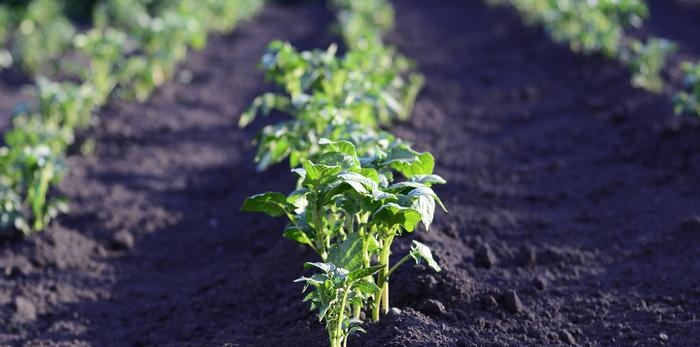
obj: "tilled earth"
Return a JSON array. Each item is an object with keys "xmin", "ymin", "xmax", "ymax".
[{"xmin": 1, "ymin": 1, "xmax": 699, "ymax": 347}]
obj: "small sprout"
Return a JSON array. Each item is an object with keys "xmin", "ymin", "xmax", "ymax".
[{"xmin": 410, "ymin": 241, "xmax": 442, "ymax": 273}]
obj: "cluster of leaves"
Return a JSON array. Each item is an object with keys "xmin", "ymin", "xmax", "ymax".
[
  {"xmin": 1, "ymin": 0, "xmax": 75, "ymax": 74},
  {"xmin": 488, "ymin": 0, "xmax": 647, "ymax": 56},
  {"xmin": 489, "ymin": 0, "xmax": 675, "ymax": 93},
  {"xmin": 621, "ymin": 38, "xmax": 677, "ymax": 92},
  {"xmin": 674, "ymin": 62, "xmax": 700, "ymax": 116},
  {"xmin": 239, "ymin": 41, "xmax": 424, "ymax": 171},
  {"xmin": 0, "ymin": 0, "xmax": 263, "ymax": 236},
  {"xmin": 332, "ymin": 0, "xmax": 394, "ymax": 51},
  {"xmin": 240, "ymin": 1, "xmax": 443, "ymax": 346}
]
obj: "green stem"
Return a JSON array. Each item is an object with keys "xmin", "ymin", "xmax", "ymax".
[
  {"xmin": 334, "ymin": 288, "xmax": 349, "ymax": 347},
  {"xmin": 31, "ymin": 163, "xmax": 54, "ymax": 231},
  {"xmin": 311, "ymin": 190, "xmax": 327, "ymax": 259},
  {"xmin": 383, "ymin": 253, "xmax": 412, "ymax": 283},
  {"xmin": 372, "ymin": 232, "xmax": 395, "ymax": 321},
  {"xmin": 352, "ymin": 300, "xmax": 361, "ymax": 320},
  {"xmin": 380, "ymin": 233, "xmax": 395, "ymax": 316}
]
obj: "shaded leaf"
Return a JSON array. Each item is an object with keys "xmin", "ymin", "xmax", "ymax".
[{"xmin": 240, "ymin": 192, "xmax": 289, "ymax": 217}]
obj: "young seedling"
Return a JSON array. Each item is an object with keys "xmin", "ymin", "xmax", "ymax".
[
  {"xmin": 296, "ymin": 262, "xmax": 383, "ymax": 347},
  {"xmin": 240, "ymin": 1, "xmax": 442, "ymax": 345}
]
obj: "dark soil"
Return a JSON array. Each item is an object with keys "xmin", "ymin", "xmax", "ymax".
[
  {"xmin": 0, "ymin": 70, "xmax": 31, "ymax": 132},
  {"xmin": 1, "ymin": 1, "xmax": 699, "ymax": 347}
]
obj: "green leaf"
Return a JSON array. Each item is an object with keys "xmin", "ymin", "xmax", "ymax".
[
  {"xmin": 382, "ymin": 144, "xmax": 418, "ymax": 165},
  {"xmin": 238, "ymin": 96, "xmax": 261, "ymax": 128},
  {"xmin": 370, "ymin": 189, "xmax": 396, "ymax": 201},
  {"xmin": 411, "ymin": 192, "xmax": 435, "ymax": 230},
  {"xmin": 406, "ymin": 186, "xmax": 446, "ymax": 230},
  {"xmin": 392, "ymin": 152, "xmax": 435, "ymax": 177},
  {"xmin": 410, "ymin": 174, "xmax": 447, "ymax": 186},
  {"xmin": 348, "ymin": 264, "xmax": 384, "ymax": 282},
  {"xmin": 239, "ymin": 93, "xmax": 290, "ymax": 128},
  {"xmin": 315, "ymin": 151, "xmax": 358, "ymax": 170},
  {"xmin": 302, "ymin": 161, "xmax": 342, "ymax": 182},
  {"xmin": 353, "ymin": 278, "xmax": 380, "ymax": 295},
  {"xmin": 240, "ymin": 192, "xmax": 289, "ymax": 217},
  {"xmin": 337, "ymin": 172, "xmax": 377, "ymax": 194},
  {"xmin": 371, "ymin": 203, "xmax": 422, "ymax": 232},
  {"xmin": 386, "ymin": 181, "xmax": 424, "ymax": 193},
  {"xmin": 327, "ymin": 233, "xmax": 363, "ymax": 271},
  {"xmin": 318, "ymin": 138, "xmax": 357, "ymax": 157},
  {"xmin": 408, "ymin": 186, "xmax": 446, "ymax": 210},
  {"xmin": 410, "ymin": 241, "xmax": 441, "ymax": 272},
  {"xmin": 283, "ymin": 226, "xmax": 313, "ymax": 247},
  {"xmin": 304, "ymin": 262, "xmax": 333, "ymax": 273},
  {"xmin": 294, "ymin": 274, "xmax": 326, "ymax": 286}
]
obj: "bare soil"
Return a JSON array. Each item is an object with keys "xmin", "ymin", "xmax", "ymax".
[{"xmin": 1, "ymin": 1, "xmax": 699, "ymax": 346}]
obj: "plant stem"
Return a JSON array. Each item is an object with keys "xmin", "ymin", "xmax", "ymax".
[
  {"xmin": 312, "ymin": 189, "xmax": 327, "ymax": 259},
  {"xmin": 384, "ymin": 253, "xmax": 412, "ymax": 282},
  {"xmin": 382, "ymin": 233, "xmax": 395, "ymax": 315},
  {"xmin": 372, "ymin": 232, "xmax": 395, "ymax": 321},
  {"xmin": 352, "ymin": 297, "xmax": 361, "ymax": 319},
  {"xmin": 31, "ymin": 163, "xmax": 54, "ymax": 231},
  {"xmin": 334, "ymin": 287, "xmax": 349, "ymax": 347}
]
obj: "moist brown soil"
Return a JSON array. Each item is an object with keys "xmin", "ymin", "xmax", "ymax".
[{"xmin": 1, "ymin": 1, "xmax": 700, "ymax": 347}]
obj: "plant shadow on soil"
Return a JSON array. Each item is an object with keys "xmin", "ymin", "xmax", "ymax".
[{"xmin": 1, "ymin": 0, "xmax": 700, "ymax": 347}]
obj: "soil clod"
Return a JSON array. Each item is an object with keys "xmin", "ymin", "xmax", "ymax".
[
  {"xmin": 499, "ymin": 290, "xmax": 524, "ymax": 314},
  {"xmin": 516, "ymin": 246, "xmax": 537, "ymax": 268},
  {"xmin": 109, "ymin": 230, "xmax": 135, "ymax": 250},
  {"xmin": 533, "ymin": 276, "xmax": 547, "ymax": 291},
  {"xmin": 474, "ymin": 243, "xmax": 496, "ymax": 269},
  {"xmin": 12, "ymin": 296, "xmax": 36, "ymax": 323},
  {"xmin": 419, "ymin": 299, "xmax": 446, "ymax": 316},
  {"xmin": 559, "ymin": 330, "xmax": 577, "ymax": 345}
]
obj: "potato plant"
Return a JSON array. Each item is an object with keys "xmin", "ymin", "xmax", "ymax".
[
  {"xmin": 239, "ymin": 40, "xmax": 423, "ymax": 171},
  {"xmin": 12, "ymin": 0, "xmax": 76, "ymax": 74},
  {"xmin": 621, "ymin": 38, "xmax": 677, "ymax": 93},
  {"xmin": 240, "ymin": 0, "xmax": 445, "ymax": 345},
  {"xmin": 331, "ymin": 0, "xmax": 394, "ymax": 51},
  {"xmin": 674, "ymin": 62, "xmax": 700, "ymax": 116},
  {"xmin": 243, "ymin": 138, "xmax": 445, "ymax": 331}
]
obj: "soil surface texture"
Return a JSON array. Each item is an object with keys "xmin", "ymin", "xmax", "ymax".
[{"xmin": 1, "ymin": 1, "xmax": 699, "ymax": 347}]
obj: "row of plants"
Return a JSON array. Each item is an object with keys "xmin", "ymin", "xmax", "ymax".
[
  {"xmin": 487, "ymin": 0, "xmax": 677, "ymax": 93},
  {"xmin": 488, "ymin": 0, "xmax": 700, "ymax": 117},
  {"xmin": 0, "ymin": 0, "xmax": 263, "ymax": 235},
  {"xmin": 240, "ymin": 1, "xmax": 444, "ymax": 346}
]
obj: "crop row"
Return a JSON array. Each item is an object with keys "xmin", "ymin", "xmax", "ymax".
[
  {"xmin": 239, "ymin": 1, "xmax": 444, "ymax": 346},
  {"xmin": 488, "ymin": 0, "xmax": 700, "ymax": 116},
  {"xmin": 0, "ymin": 0, "xmax": 263, "ymax": 235}
]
